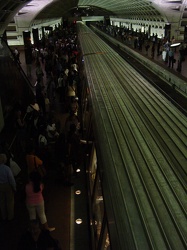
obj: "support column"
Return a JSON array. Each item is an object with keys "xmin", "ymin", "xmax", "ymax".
[
  {"xmin": 165, "ymin": 24, "xmax": 171, "ymax": 41},
  {"xmin": 23, "ymin": 31, "xmax": 32, "ymax": 77},
  {"xmin": 32, "ymin": 28, "xmax": 39, "ymax": 48}
]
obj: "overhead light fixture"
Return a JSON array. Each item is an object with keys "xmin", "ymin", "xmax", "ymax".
[{"xmin": 170, "ymin": 43, "xmax": 181, "ymax": 47}]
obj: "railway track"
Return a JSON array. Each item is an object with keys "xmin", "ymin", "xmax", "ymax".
[{"xmin": 78, "ymin": 23, "xmax": 187, "ymax": 249}]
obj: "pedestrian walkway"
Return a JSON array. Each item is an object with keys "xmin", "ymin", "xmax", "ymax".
[{"xmin": 134, "ymin": 41, "xmax": 187, "ymax": 81}]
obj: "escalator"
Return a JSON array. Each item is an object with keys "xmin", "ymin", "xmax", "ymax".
[{"xmin": 0, "ymin": 37, "xmax": 34, "ymax": 144}]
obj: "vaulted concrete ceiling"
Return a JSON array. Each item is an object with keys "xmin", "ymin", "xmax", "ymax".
[{"xmin": 0, "ymin": 0, "xmax": 187, "ymax": 35}]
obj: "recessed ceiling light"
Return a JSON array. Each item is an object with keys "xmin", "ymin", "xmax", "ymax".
[
  {"xmin": 75, "ymin": 218, "xmax": 82, "ymax": 224},
  {"xmin": 75, "ymin": 190, "xmax": 81, "ymax": 195}
]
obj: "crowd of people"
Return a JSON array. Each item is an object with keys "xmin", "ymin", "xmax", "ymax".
[
  {"xmin": 1, "ymin": 20, "xmax": 187, "ymax": 249},
  {"xmin": 0, "ymin": 22, "xmax": 84, "ymax": 249},
  {"xmin": 97, "ymin": 22, "xmax": 187, "ymax": 72}
]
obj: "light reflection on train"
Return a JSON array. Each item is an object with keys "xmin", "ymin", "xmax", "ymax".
[{"xmin": 81, "ymin": 75, "xmax": 111, "ymax": 250}]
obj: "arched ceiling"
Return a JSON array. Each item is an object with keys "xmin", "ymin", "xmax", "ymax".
[{"xmin": 0, "ymin": 0, "xmax": 187, "ymax": 35}]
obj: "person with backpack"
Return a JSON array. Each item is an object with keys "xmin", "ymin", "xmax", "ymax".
[
  {"xmin": 57, "ymin": 73, "xmax": 64, "ymax": 103},
  {"xmin": 14, "ymin": 47, "xmax": 21, "ymax": 64}
]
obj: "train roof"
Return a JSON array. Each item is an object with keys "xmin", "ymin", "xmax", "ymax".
[{"xmin": 78, "ymin": 22, "xmax": 187, "ymax": 250}]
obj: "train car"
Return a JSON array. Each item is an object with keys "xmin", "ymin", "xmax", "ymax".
[{"xmin": 77, "ymin": 22, "xmax": 187, "ymax": 250}]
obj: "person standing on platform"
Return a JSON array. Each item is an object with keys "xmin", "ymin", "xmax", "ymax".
[
  {"xmin": 25, "ymin": 142, "xmax": 45, "ymax": 178},
  {"xmin": 157, "ymin": 39, "xmax": 162, "ymax": 56},
  {"xmin": 70, "ymin": 96, "xmax": 79, "ymax": 115},
  {"xmin": 25, "ymin": 171, "xmax": 55, "ymax": 232},
  {"xmin": 177, "ymin": 42, "xmax": 185, "ymax": 72},
  {"xmin": 65, "ymin": 112, "xmax": 80, "ymax": 138},
  {"xmin": 14, "ymin": 47, "xmax": 21, "ymax": 64},
  {"xmin": 168, "ymin": 48, "xmax": 174, "ymax": 68},
  {"xmin": 36, "ymin": 60, "xmax": 44, "ymax": 85},
  {"xmin": 46, "ymin": 116, "xmax": 59, "ymax": 142},
  {"xmin": 57, "ymin": 73, "xmax": 64, "ymax": 103},
  {"xmin": 151, "ymin": 42, "xmax": 155, "ymax": 59},
  {"xmin": 26, "ymin": 98, "xmax": 40, "ymax": 139},
  {"xmin": 47, "ymin": 75, "xmax": 56, "ymax": 102},
  {"xmin": 171, "ymin": 36, "xmax": 176, "ymax": 46},
  {"xmin": 0, "ymin": 154, "xmax": 16, "ymax": 221},
  {"xmin": 35, "ymin": 80, "xmax": 46, "ymax": 116},
  {"xmin": 26, "ymin": 98, "xmax": 40, "ymax": 125},
  {"xmin": 66, "ymin": 123, "xmax": 82, "ymax": 176},
  {"xmin": 14, "ymin": 109, "xmax": 27, "ymax": 151},
  {"xmin": 145, "ymin": 42, "xmax": 150, "ymax": 56}
]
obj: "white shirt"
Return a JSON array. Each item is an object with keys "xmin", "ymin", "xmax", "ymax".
[
  {"xmin": 38, "ymin": 134, "xmax": 48, "ymax": 146},
  {"xmin": 27, "ymin": 103, "xmax": 40, "ymax": 113},
  {"xmin": 47, "ymin": 123, "xmax": 58, "ymax": 138}
]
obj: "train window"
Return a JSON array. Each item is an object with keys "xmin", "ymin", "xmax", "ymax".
[
  {"xmin": 103, "ymin": 231, "xmax": 110, "ymax": 250},
  {"xmin": 89, "ymin": 145, "xmax": 97, "ymax": 194},
  {"xmin": 81, "ymin": 81, "xmax": 91, "ymax": 134},
  {"xmin": 99, "ymin": 220, "xmax": 111, "ymax": 250},
  {"xmin": 92, "ymin": 171, "xmax": 104, "ymax": 248}
]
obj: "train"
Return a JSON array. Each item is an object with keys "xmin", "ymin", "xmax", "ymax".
[{"xmin": 77, "ymin": 21, "xmax": 187, "ymax": 250}]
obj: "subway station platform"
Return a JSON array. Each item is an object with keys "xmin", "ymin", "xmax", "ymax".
[
  {"xmin": 0, "ymin": 51, "xmax": 73, "ymax": 250},
  {"xmin": 0, "ymin": 27, "xmax": 187, "ymax": 250},
  {"xmin": 94, "ymin": 26, "xmax": 187, "ymax": 95}
]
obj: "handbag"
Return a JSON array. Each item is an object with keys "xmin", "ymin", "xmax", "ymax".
[{"xmin": 34, "ymin": 157, "xmax": 46, "ymax": 178}]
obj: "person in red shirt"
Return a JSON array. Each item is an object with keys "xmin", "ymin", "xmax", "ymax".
[{"xmin": 26, "ymin": 143, "xmax": 46, "ymax": 178}]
